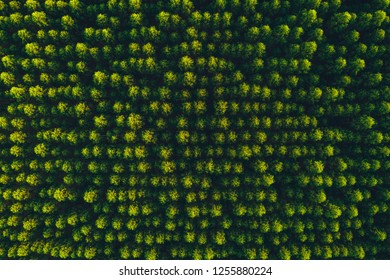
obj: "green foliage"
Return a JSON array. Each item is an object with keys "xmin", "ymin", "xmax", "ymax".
[
  {"xmin": 353, "ymin": 115, "xmax": 376, "ymax": 130},
  {"xmin": 84, "ymin": 189, "xmax": 98, "ymax": 203},
  {"xmin": 34, "ymin": 143, "xmax": 48, "ymax": 157},
  {"xmin": 0, "ymin": 0, "xmax": 388, "ymax": 261}
]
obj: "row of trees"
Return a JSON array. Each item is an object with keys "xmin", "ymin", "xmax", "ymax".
[{"xmin": 1, "ymin": 241, "xmax": 376, "ymax": 260}]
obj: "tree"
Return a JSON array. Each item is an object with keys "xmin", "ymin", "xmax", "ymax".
[
  {"xmin": 75, "ymin": 42, "xmax": 88, "ymax": 59},
  {"xmin": 186, "ymin": 206, "xmax": 200, "ymax": 218},
  {"xmin": 1, "ymin": 72, "xmax": 15, "ymax": 86},
  {"xmin": 95, "ymin": 215, "xmax": 108, "ymax": 229},
  {"xmin": 161, "ymin": 161, "xmax": 175, "ymax": 174},
  {"xmin": 366, "ymin": 73, "xmax": 383, "ymax": 86},
  {"xmin": 24, "ymin": 0, "xmax": 41, "ymax": 10},
  {"xmin": 127, "ymin": 113, "xmax": 143, "ymax": 130},
  {"xmin": 353, "ymin": 115, "xmax": 375, "ymax": 130},
  {"xmin": 350, "ymin": 246, "xmax": 365, "ymax": 259},
  {"xmin": 331, "ymin": 12, "xmax": 352, "ymax": 32},
  {"xmin": 307, "ymin": 160, "xmax": 324, "ymax": 174},
  {"xmin": 33, "ymin": 143, "xmax": 47, "ymax": 157},
  {"xmin": 130, "ymin": 13, "xmax": 142, "ymax": 26},
  {"xmin": 26, "ymin": 174, "xmax": 40, "ymax": 186},
  {"xmin": 32, "ymin": 11, "xmax": 48, "ymax": 27},
  {"xmin": 61, "ymin": 15, "xmax": 75, "ymax": 30},
  {"xmin": 268, "ymin": 72, "xmax": 282, "ymax": 86},
  {"xmin": 94, "ymin": 115, "xmax": 108, "ymax": 128},
  {"xmin": 325, "ymin": 204, "xmax": 342, "ymax": 219},
  {"xmin": 93, "ymin": 71, "xmax": 108, "ymax": 86},
  {"xmin": 214, "ymin": 231, "xmax": 226, "ymax": 245},
  {"xmin": 1, "ymin": 55, "xmax": 16, "ymax": 70},
  {"xmin": 164, "ymin": 71, "xmax": 177, "ymax": 86},
  {"xmin": 279, "ymin": 247, "xmax": 291, "ymax": 260},
  {"xmin": 84, "ymin": 247, "xmax": 97, "ymax": 259},
  {"xmin": 299, "ymin": 59, "xmax": 311, "ymax": 73},
  {"xmin": 84, "ymin": 189, "xmax": 98, "ymax": 203},
  {"xmin": 274, "ymin": 24, "xmax": 290, "ymax": 42},
  {"xmin": 179, "ymin": 56, "xmax": 194, "ymax": 71},
  {"xmin": 301, "ymin": 41, "xmax": 317, "ymax": 58},
  {"xmin": 183, "ymin": 72, "xmax": 196, "ymax": 87},
  {"xmin": 246, "ymin": 26, "xmax": 260, "ymax": 42},
  {"xmin": 9, "ymin": 131, "xmax": 26, "ymax": 144},
  {"xmin": 144, "ymin": 57, "xmax": 157, "ymax": 73},
  {"xmin": 157, "ymin": 11, "xmax": 170, "ymax": 29}
]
